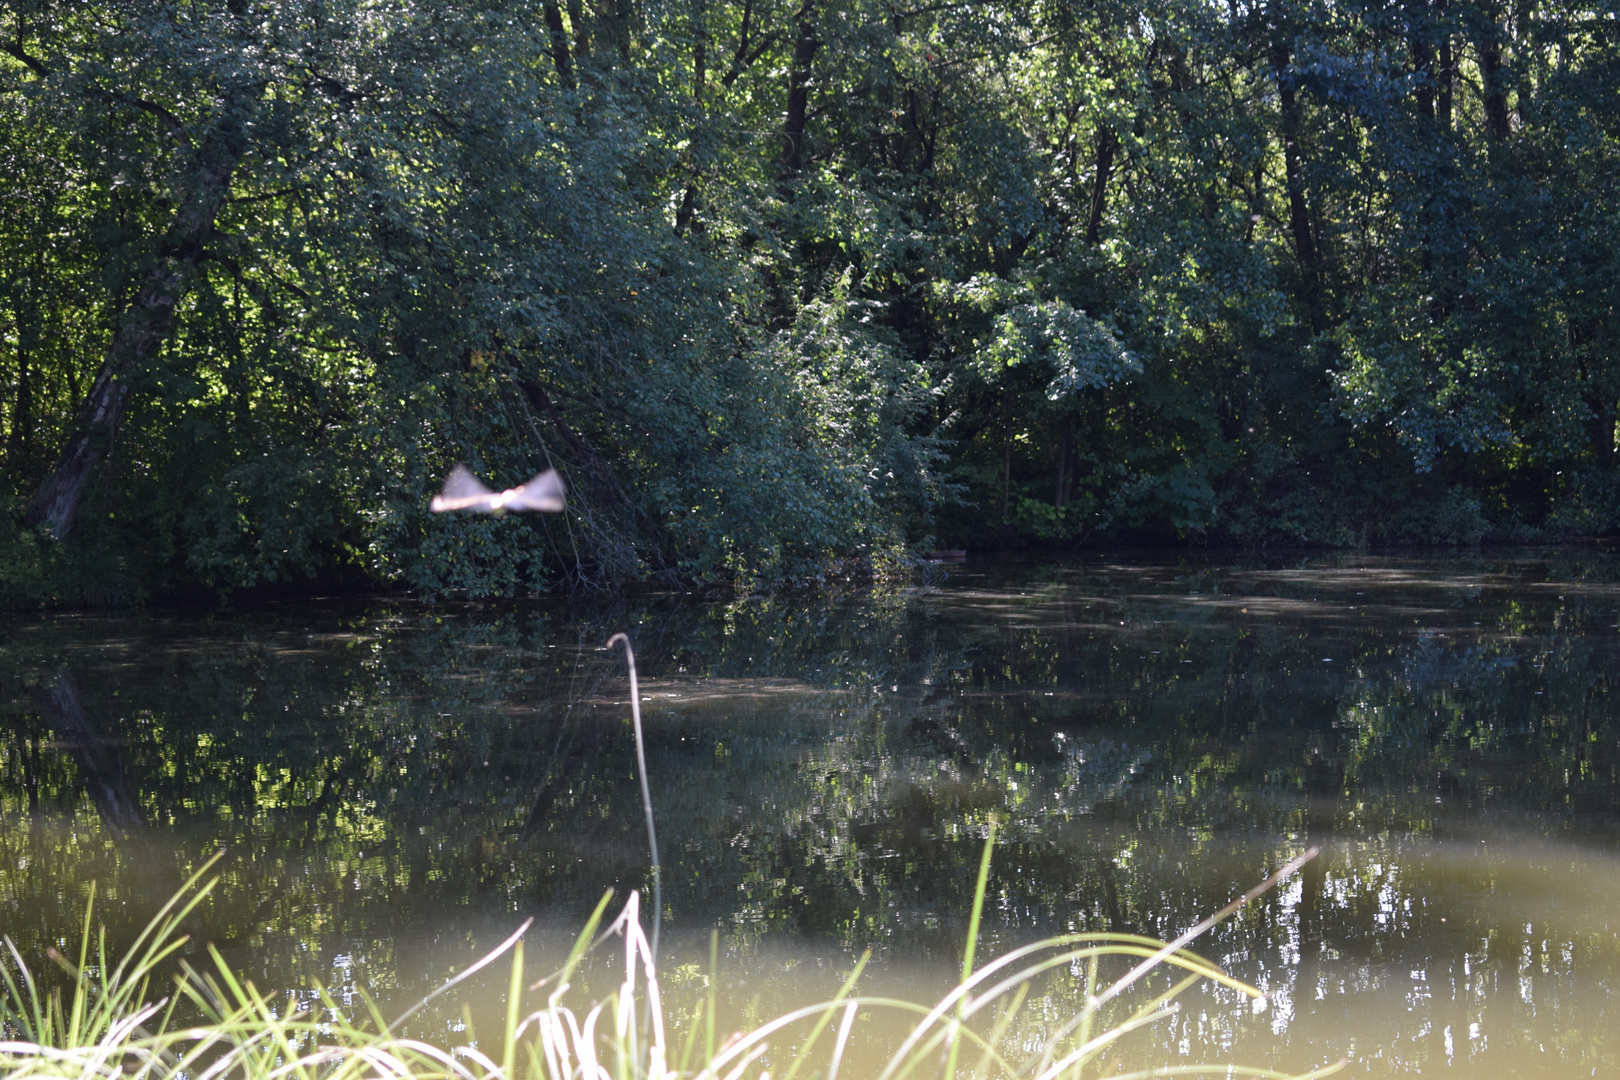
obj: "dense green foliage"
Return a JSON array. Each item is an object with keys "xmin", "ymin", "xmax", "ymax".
[{"xmin": 2, "ymin": 0, "xmax": 1618, "ymax": 598}]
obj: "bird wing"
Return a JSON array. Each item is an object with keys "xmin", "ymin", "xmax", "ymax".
[
  {"xmin": 503, "ymin": 468, "xmax": 567, "ymax": 512},
  {"xmin": 430, "ymin": 464, "xmax": 499, "ymax": 512}
]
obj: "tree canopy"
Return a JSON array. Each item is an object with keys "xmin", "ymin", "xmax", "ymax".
[{"xmin": 2, "ymin": 0, "xmax": 1618, "ymax": 600}]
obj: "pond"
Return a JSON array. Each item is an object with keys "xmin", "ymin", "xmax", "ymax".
[{"xmin": 4, "ymin": 551, "xmax": 1620, "ymax": 1077}]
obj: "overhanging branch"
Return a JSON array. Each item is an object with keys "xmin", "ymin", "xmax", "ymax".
[{"xmin": 1, "ymin": 40, "xmax": 49, "ymax": 78}]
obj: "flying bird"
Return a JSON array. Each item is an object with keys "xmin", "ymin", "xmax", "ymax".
[{"xmin": 430, "ymin": 465, "xmax": 566, "ymax": 514}]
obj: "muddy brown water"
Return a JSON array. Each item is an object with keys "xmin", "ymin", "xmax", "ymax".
[{"xmin": 5, "ymin": 552, "xmax": 1620, "ymax": 1076}]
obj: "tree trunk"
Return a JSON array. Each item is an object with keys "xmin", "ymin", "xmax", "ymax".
[
  {"xmin": 1580, "ymin": 324, "xmax": 1617, "ymax": 472},
  {"xmin": 1272, "ymin": 41, "xmax": 1323, "ymax": 334},
  {"xmin": 674, "ymin": 185, "xmax": 699, "ymax": 234},
  {"xmin": 26, "ymin": 107, "xmax": 249, "ymax": 538},
  {"xmin": 780, "ymin": 0, "xmax": 817, "ymax": 177},
  {"xmin": 1274, "ymin": 57, "xmax": 1316, "ymax": 266},
  {"xmin": 541, "ymin": 1, "xmax": 576, "ymax": 89},
  {"xmin": 1480, "ymin": 34, "xmax": 1510, "ymax": 140},
  {"xmin": 1596, "ymin": 395, "xmax": 1617, "ymax": 472},
  {"xmin": 1437, "ymin": 31, "xmax": 1454, "ymax": 127},
  {"xmin": 7, "ymin": 242, "xmax": 46, "ymax": 472},
  {"xmin": 1085, "ymin": 125, "xmax": 1116, "ymax": 246},
  {"xmin": 1054, "ymin": 429, "xmax": 1069, "ymax": 508},
  {"xmin": 1411, "ymin": 35, "xmax": 1435, "ymax": 121},
  {"xmin": 1001, "ymin": 432, "xmax": 1012, "ymax": 521},
  {"xmin": 693, "ymin": 13, "xmax": 707, "ymax": 99},
  {"xmin": 6, "ymin": 341, "xmax": 31, "ymax": 470},
  {"xmin": 568, "ymin": 0, "xmax": 590, "ymax": 60},
  {"xmin": 609, "ymin": 0, "xmax": 633, "ymax": 64}
]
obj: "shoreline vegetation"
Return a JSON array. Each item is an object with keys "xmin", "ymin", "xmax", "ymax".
[
  {"xmin": 4, "ymin": 0, "xmax": 1620, "ymax": 606},
  {"xmin": 0, "ymin": 846, "xmax": 1343, "ymax": 1080},
  {"xmin": 5, "ymin": 537, "xmax": 1619, "ymax": 614}
]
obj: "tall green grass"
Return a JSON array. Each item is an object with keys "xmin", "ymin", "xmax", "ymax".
[{"xmin": 0, "ymin": 844, "xmax": 1343, "ymax": 1080}]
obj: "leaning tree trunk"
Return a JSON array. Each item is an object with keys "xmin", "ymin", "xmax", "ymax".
[{"xmin": 26, "ymin": 107, "xmax": 250, "ymax": 537}]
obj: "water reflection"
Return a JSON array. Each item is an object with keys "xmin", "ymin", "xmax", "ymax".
[{"xmin": 3, "ymin": 552, "xmax": 1620, "ymax": 1075}]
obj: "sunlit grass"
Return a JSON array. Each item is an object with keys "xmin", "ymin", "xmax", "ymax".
[{"xmin": 0, "ymin": 847, "xmax": 1342, "ymax": 1080}]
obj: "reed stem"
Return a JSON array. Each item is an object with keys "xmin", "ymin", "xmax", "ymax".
[{"xmin": 607, "ymin": 632, "xmax": 663, "ymax": 964}]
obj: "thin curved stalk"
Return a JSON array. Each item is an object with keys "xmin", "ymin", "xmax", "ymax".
[{"xmin": 607, "ymin": 632, "xmax": 662, "ymax": 964}]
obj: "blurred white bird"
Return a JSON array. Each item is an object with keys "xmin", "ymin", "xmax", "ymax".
[{"xmin": 430, "ymin": 465, "xmax": 566, "ymax": 513}]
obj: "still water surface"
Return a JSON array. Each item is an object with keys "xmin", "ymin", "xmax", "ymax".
[{"xmin": 4, "ymin": 553, "xmax": 1620, "ymax": 1076}]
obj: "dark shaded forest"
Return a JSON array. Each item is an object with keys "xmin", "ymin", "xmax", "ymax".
[{"xmin": 2, "ymin": 0, "xmax": 1617, "ymax": 601}]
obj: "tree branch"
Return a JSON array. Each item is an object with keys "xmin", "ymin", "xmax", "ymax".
[
  {"xmin": 227, "ymin": 186, "xmax": 305, "ymax": 206},
  {"xmin": 5, "ymin": 41, "xmax": 192, "ymax": 144},
  {"xmin": 1, "ymin": 40, "xmax": 48, "ymax": 78},
  {"xmin": 721, "ymin": 30, "xmax": 781, "ymax": 88},
  {"xmin": 116, "ymin": 93, "xmax": 187, "ymax": 138}
]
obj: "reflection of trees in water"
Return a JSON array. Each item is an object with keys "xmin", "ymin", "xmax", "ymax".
[
  {"xmin": 1, "ymin": 558, "xmax": 1620, "ymax": 1058},
  {"xmin": 33, "ymin": 672, "xmax": 145, "ymax": 834},
  {"xmin": 0, "ymin": 597, "xmax": 946, "ymax": 989},
  {"xmin": 1336, "ymin": 628, "xmax": 1620, "ymax": 815}
]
